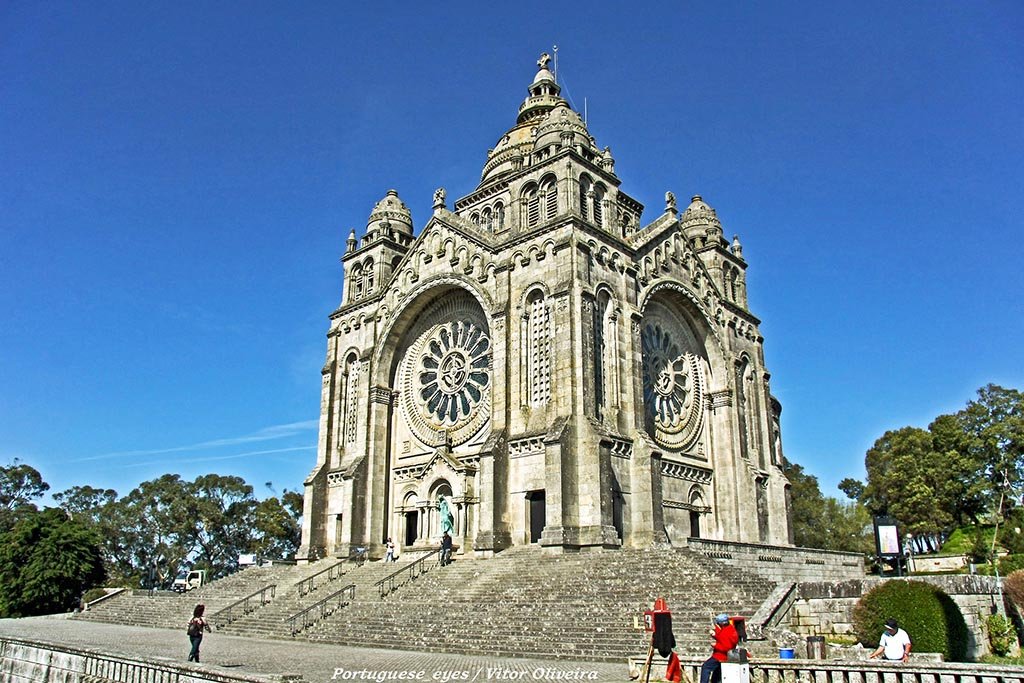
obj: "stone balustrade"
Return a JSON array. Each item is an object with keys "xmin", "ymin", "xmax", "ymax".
[
  {"xmin": 0, "ymin": 637, "xmax": 275, "ymax": 683},
  {"xmin": 633, "ymin": 656, "xmax": 1024, "ymax": 683},
  {"xmin": 685, "ymin": 538, "xmax": 866, "ymax": 582}
]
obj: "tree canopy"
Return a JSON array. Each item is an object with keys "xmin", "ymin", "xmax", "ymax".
[{"xmin": 842, "ymin": 384, "xmax": 1022, "ymax": 552}]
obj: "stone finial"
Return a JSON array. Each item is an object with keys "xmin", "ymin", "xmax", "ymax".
[
  {"xmin": 537, "ymin": 52, "xmax": 551, "ymax": 70},
  {"xmin": 433, "ymin": 187, "xmax": 446, "ymax": 211},
  {"xmin": 346, "ymin": 228, "xmax": 357, "ymax": 253},
  {"xmin": 732, "ymin": 234, "xmax": 743, "ymax": 257},
  {"xmin": 665, "ymin": 191, "xmax": 677, "ymax": 214}
]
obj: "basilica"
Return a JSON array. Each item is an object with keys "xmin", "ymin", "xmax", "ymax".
[{"xmin": 298, "ymin": 55, "xmax": 792, "ymax": 561}]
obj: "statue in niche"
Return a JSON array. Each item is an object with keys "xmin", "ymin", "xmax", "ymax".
[{"xmin": 436, "ymin": 494, "xmax": 454, "ymax": 535}]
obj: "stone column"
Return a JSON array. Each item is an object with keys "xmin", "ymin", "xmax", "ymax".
[{"xmin": 363, "ymin": 385, "xmax": 393, "ymax": 558}]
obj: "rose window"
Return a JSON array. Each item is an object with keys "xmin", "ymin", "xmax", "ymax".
[
  {"xmin": 400, "ymin": 313, "xmax": 492, "ymax": 447},
  {"xmin": 641, "ymin": 322, "xmax": 705, "ymax": 450},
  {"xmin": 418, "ymin": 323, "xmax": 490, "ymax": 425}
]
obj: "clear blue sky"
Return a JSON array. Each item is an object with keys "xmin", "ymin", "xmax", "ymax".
[{"xmin": 2, "ymin": 2, "xmax": 1022, "ymax": 504}]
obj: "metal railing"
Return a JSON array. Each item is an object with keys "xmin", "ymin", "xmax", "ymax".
[
  {"xmin": 374, "ymin": 548, "xmax": 442, "ymax": 599},
  {"xmin": 294, "ymin": 560, "xmax": 353, "ymax": 597},
  {"xmin": 209, "ymin": 584, "xmax": 275, "ymax": 627},
  {"xmin": 286, "ymin": 583, "xmax": 355, "ymax": 636}
]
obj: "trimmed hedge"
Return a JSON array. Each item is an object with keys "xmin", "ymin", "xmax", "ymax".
[{"xmin": 852, "ymin": 580, "xmax": 969, "ymax": 662}]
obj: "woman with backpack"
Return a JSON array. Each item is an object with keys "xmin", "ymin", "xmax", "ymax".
[{"xmin": 187, "ymin": 603, "xmax": 211, "ymax": 662}]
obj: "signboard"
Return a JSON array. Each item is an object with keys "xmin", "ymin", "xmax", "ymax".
[{"xmin": 873, "ymin": 516, "xmax": 902, "ymax": 558}]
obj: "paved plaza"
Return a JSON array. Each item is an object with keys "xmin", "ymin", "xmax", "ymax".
[{"xmin": 0, "ymin": 616, "xmax": 629, "ymax": 682}]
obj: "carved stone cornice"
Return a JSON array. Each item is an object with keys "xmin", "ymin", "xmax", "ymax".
[
  {"xmin": 708, "ymin": 389, "xmax": 732, "ymax": 409},
  {"xmin": 369, "ymin": 386, "xmax": 394, "ymax": 405},
  {"xmin": 509, "ymin": 436, "xmax": 545, "ymax": 458},
  {"xmin": 660, "ymin": 461, "xmax": 713, "ymax": 484},
  {"xmin": 663, "ymin": 499, "xmax": 711, "ymax": 514},
  {"xmin": 601, "ymin": 437, "xmax": 632, "ymax": 460}
]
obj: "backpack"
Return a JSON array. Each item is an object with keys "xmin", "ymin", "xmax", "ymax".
[{"xmin": 187, "ymin": 619, "xmax": 202, "ymax": 637}]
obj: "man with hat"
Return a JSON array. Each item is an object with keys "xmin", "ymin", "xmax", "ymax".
[
  {"xmin": 869, "ymin": 618, "xmax": 911, "ymax": 662},
  {"xmin": 699, "ymin": 613, "xmax": 739, "ymax": 683}
]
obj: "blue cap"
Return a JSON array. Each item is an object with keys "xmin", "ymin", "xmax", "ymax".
[{"xmin": 715, "ymin": 613, "xmax": 730, "ymax": 625}]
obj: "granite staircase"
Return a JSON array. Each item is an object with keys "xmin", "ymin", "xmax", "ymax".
[
  {"xmin": 299, "ymin": 545, "xmax": 774, "ymax": 662},
  {"xmin": 75, "ymin": 546, "xmax": 774, "ymax": 663},
  {"xmin": 215, "ymin": 554, "xmax": 430, "ymax": 639},
  {"xmin": 72, "ymin": 562, "xmax": 333, "ymax": 630}
]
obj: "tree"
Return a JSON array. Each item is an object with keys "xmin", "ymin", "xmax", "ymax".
[
  {"xmin": 189, "ymin": 474, "xmax": 257, "ymax": 577},
  {"xmin": 0, "ymin": 460, "xmax": 49, "ymax": 529},
  {"xmin": 958, "ymin": 384, "xmax": 1024, "ymax": 498},
  {"xmin": 783, "ymin": 458, "xmax": 872, "ymax": 552},
  {"xmin": 0, "ymin": 507, "xmax": 105, "ymax": 617},
  {"xmin": 860, "ymin": 427, "xmax": 953, "ymax": 551},
  {"xmin": 928, "ymin": 414, "xmax": 988, "ymax": 525},
  {"xmin": 54, "ymin": 485, "xmax": 118, "ymax": 520},
  {"xmin": 253, "ymin": 495, "xmax": 301, "ymax": 560}
]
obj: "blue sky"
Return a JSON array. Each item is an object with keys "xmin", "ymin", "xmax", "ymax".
[{"xmin": 1, "ymin": 2, "xmax": 1021, "ymax": 504}]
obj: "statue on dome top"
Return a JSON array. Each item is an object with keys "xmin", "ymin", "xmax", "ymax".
[{"xmin": 537, "ymin": 52, "xmax": 551, "ymax": 70}]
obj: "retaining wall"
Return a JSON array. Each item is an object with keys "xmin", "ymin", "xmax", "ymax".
[
  {"xmin": 788, "ymin": 575, "xmax": 1006, "ymax": 659},
  {"xmin": 686, "ymin": 538, "xmax": 865, "ymax": 582}
]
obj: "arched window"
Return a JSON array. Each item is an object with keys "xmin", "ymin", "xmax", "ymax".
[
  {"xmin": 579, "ymin": 176, "xmax": 592, "ymax": 221},
  {"xmin": 592, "ymin": 184, "xmax": 606, "ymax": 229},
  {"xmin": 363, "ymin": 258, "xmax": 374, "ymax": 295},
  {"xmin": 526, "ymin": 290, "xmax": 551, "ymax": 405},
  {"xmin": 343, "ymin": 354, "xmax": 360, "ymax": 445},
  {"xmin": 541, "ymin": 176, "xmax": 558, "ymax": 221},
  {"xmin": 350, "ymin": 264, "xmax": 363, "ymax": 301},
  {"xmin": 522, "ymin": 184, "xmax": 540, "ymax": 229},
  {"xmin": 593, "ymin": 291, "xmax": 611, "ymax": 418},
  {"xmin": 495, "ymin": 202, "xmax": 505, "ymax": 231},
  {"xmin": 481, "ymin": 208, "xmax": 492, "ymax": 232},
  {"xmin": 471, "ymin": 212, "xmax": 480, "ymax": 227}
]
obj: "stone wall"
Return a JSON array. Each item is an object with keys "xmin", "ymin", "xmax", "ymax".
[
  {"xmin": 0, "ymin": 637, "xmax": 273, "ymax": 683},
  {"xmin": 788, "ymin": 576, "xmax": 1006, "ymax": 659},
  {"xmin": 686, "ymin": 538, "xmax": 865, "ymax": 582}
]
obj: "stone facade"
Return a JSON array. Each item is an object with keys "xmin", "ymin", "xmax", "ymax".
[{"xmin": 299, "ymin": 56, "xmax": 792, "ymax": 561}]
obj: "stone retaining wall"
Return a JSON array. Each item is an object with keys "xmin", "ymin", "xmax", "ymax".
[
  {"xmin": 686, "ymin": 538, "xmax": 865, "ymax": 582},
  {"xmin": 788, "ymin": 575, "xmax": 1006, "ymax": 659},
  {"xmin": 0, "ymin": 637, "xmax": 274, "ymax": 683}
]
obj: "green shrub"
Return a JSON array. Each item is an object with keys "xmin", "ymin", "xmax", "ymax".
[
  {"xmin": 81, "ymin": 588, "xmax": 107, "ymax": 605},
  {"xmin": 852, "ymin": 580, "xmax": 969, "ymax": 662},
  {"xmin": 1005, "ymin": 570, "xmax": 1024, "ymax": 610},
  {"xmin": 987, "ymin": 614, "xmax": 1016, "ymax": 656},
  {"xmin": 1000, "ymin": 555, "xmax": 1024, "ymax": 576}
]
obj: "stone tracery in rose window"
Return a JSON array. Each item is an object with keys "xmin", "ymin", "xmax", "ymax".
[
  {"xmin": 641, "ymin": 319, "xmax": 705, "ymax": 451},
  {"xmin": 398, "ymin": 293, "xmax": 492, "ymax": 448}
]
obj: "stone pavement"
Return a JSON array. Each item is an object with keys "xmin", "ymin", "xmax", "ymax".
[{"xmin": 0, "ymin": 616, "xmax": 631, "ymax": 682}]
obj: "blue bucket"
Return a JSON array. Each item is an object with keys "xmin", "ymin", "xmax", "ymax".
[{"xmin": 779, "ymin": 648, "xmax": 795, "ymax": 659}]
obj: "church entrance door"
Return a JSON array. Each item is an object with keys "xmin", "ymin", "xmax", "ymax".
[
  {"xmin": 404, "ymin": 511, "xmax": 418, "ymax": 547},
  {"xmin": 527, "ymin": 490, "xmax": 545, "ymax": 543}
]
